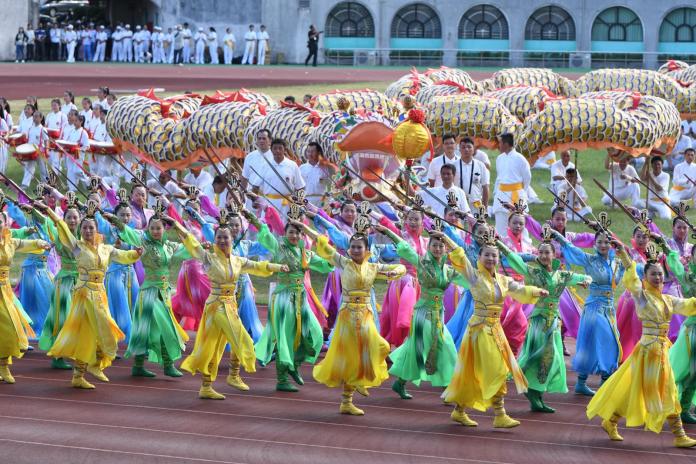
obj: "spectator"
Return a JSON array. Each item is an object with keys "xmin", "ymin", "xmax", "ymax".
[
  {"xmin": 207, "ymin": 27, "xmax": 218, "ymax": 64},
  {"xmin": 15, "ymin": 27, "xmax": 28, "ymax": 63},
  {"xmin": 305, "ymin": 25, "xmax": 321, "ymax": 67},
  {"xmin": 223, "ymin": 27, "xmax": 235, "ymax": 65},
  {"xmin": 35, "ymin": 23, "xmax": 47, "ymax": 61},
  {"xmin": 257, "ymin": 24, "xmax": 269, "ymax": 65},
  {"xmin": 242, "ymin": 24, "xmax": 255, "ymax": 64},
  {"xmin": 25, "ymin": 24, "xmax": 35, "ymax": 62},
  {"xmin": 284, "ymin": 96, "xmax": 296, "ymax": 104},
  {"xmin": 173, "ymin": 25, "xmax": 184, "ymax": 65}
]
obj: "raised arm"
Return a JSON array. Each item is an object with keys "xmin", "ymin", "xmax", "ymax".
[
  {"xmin": 376, "ymin": 224, "xmax": 419, "ymax": 266},
  {"xmin": 497, "ymin": 240, "xmax": 529, "ymax": 277}
]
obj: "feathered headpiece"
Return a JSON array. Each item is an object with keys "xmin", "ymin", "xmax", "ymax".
[
  {"xmin": 645, "ymin": 242, "xmax": 660, "ymax": 264},
  {"xmin": 554, "ymin": 191, "xmax": 568, "ymax": 210},
  {"xmin": 357, "ymin": 200, "xmax": 372, "ymax": 216},
  {"xmin": 46, "ymin": 170, "xmax": 58, "ymax": 188},
  {"xmin": 65, "ymin": 191, "xmax": 79, "ymax": 210},
  {"xmin": 287, "ymin": 203, "xmax": 304, "ymax": 222},
  {"xmin": 85, "ymin": 199, "xmax": 99, "ymax": 219},
  {"xmin": 413, "ymin": 193, "xmax": 425, "ymax": 210},
  {"xmin": 541, "ymin": 223, "xmax": 554, "ymax": 244},
  {"xmin": 89, "ymin": 176, "xmax": 101, "ymax": 194},
  {"xmin": 446, "ymin": 191, "xmax": 459, "ymax": 208},
  {"xmin": 152, "ymin": 197, "xmax": 166, "ymax": 219},
  {"xmin": 218, "ymin": 208, "xmax": 230, "ymax": 228},
  {"xmin": 225, "ymin": 203, "xmax": 240, "ymax": 217},
  {"xmin": 474, "ymin": 206, "xmax": 489, "ymax": 224},
  {"xmin": 353, "ymin": 214, "xmax": 371, "ymax": 236},
  {"xmin": 431, "ymin": 217, "xmax": 444, "ymax": 233},
  {"xmin": 35, "ymin": 182, "xmax": 48, "ymax": 198},
  {"xmin": 508, "ymin": 199, "xmax": 528, "ymax": 217},
  {"xmin": 117, "ymin": 188, "xmax": 128, "ymax": 208},
  {"xmin": 597, "ymin": 211, "xmax": 612, "ymax": 233},
  {"xmin": 676, "ymin": 202, "xmax": 690, "ymax": 218},
  {"xmin": 291, "ymin": 189, "xmax": 307, "ymax": 207},
  {"xmin": 479, "ymin": 228, "xmax": 497, "ymax": 247}
]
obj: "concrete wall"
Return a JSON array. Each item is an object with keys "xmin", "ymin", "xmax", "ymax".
[{"xmin": 0, "ymin": 0, "xmax": 29, "ymax": 61}]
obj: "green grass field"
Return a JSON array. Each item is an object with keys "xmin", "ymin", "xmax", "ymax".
[{"xmin": 4, "ymin": 80, "xmax": 677, "ymax": 303}]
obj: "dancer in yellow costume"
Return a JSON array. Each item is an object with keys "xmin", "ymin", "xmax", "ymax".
[
  {"xmin": 443, "ymin": 229, "xmax": 546, "ymax": 428},
  {"xmin": 0, "ymin": 196, "xmax": 50, "ymax": 384},
  {"xmin": 306, "ymin": 214, "xmax": 407, "ymax": 416},
  {"xmin": 587, "ymin": 239, "xmax": 696, "ymax": 448},
  {"xmin": 177, "ymin": 209, "xmax": 288, "ymax": 400},
  {"xmin": 40, "ymin": 200, "xmax": 143, "ymax": 389}
]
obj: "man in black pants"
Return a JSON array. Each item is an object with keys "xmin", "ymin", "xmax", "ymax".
[{"xmin": 304, "ymin": 25, "xmax": 321, "ymax": 67}]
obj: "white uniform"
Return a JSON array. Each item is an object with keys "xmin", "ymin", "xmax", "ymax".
[
  {"xmin": 207, "ymin": 31, "xmax": 218, "ymax": 64},
  {"xmin": 23, "ymin": 124, "xmax": 49, "ymax": 187},
  {"xmin": 242, "ymin": 30, "xmax": 256, "ymax": 64},
  {"xmin": 98, "ymin": 98, "xmax": 110, "ymax": 112},
  {"xmin": 111, "ymin": 28, "xmax": 122, "ymax": 61},
  {"xmin": 252, "ymin": 157, "xmax": 305, "ymax": 218},
  {"xmin": 183, "ymin": 170, "xmax": 215, "ymax": 198},
  {"xmin": 80, "ymin": 109, "xmax": 93, "ymax": 133},
  {"xmin": 64, "ymin": 29, "xmax": 77, "ymax": 62},
  {"xmin": 256, "ymin": 30, "xmax": 269, "ymax": 65},
  {"xmin": 94, "ymin": 30, "xmax": 107, "ymax": 62},
  {"xmin": 670, "ymin": 160, "xmax": 696, "ymax": 204},
  {"xmin": 122, "ymin": 28, "xmax": 133, "ymax": 62},
  {"xmin": 223, "ymin": 32, "xmax": 235, "ymax": 64},
  {"xmin": 549, "ymin": 160, "xmax": 582, "ymax": 193},
  {"xmin": 194, "ymin": 31, "xmax": 206, "ymax": 64},
  {"xmin": 142, "ymin": 29, "xmax": 151, "ymax": 59},
  {"xmin": 636, "ymin": 171, "xmax": 671, "ymax": 219},
  {"xmin": 422, "ymin": 185, "xmax": 470, "ymax": 218},
  {"xmin": 61, "ymin": 103, "xmax": 77, "ymax": 116},
  {"xmin": 162, "ymin": 31, "xmax": 173, "ymax": 64},
  {"xmin": 146, "ymin": 178, "xmax": 185, "ymax": 209},
  {"xmin": 491, "ymin": 149, "xmax": 531, "ymax": 235},
  {"xmin": 601, "ymin": 162, "xmax": 640, "ymax": 207},
  {"xmin": 182, "ymin": 28, "xmax": 192, "ymax": 63},
  {"xmin": 427, "ymin": 153, "xmax": 460, "ymax": 187},
  {"xmin": 18, "ymin": 114, "xmax": 33, "ymax": 134},
  {"xmin": 151, "ymin": 31, "xmax": 163, "ymax": 63},
  {"xmin": 556, "ymin": 183, "xmax": 591, "ymax": 222},
  {"xmin": 45, "ymin": 110, "xmax": 69, "ymax": 169},
  {"xmin": 62, "ymin": 125, "xmax": 89, "ymax": 190},
  {"xmin": 456, "ymin": 157, "xmax": 489, "ymax": 210},
  {"xmin": 474, "ymin": 149, "xmax": 491, "ymax": 170},
  {"xmin": 133, "ymin": 29, "xmax": 144, "ymax": 62},
  {"xmin": 92, "ymin": 119, "xmax": 115, "ymax": 182},
  {"xmin": 299, "ymin": 162, "xmax": 331, "ymax": 202},
  {"xmin": 533, "ymin": 150, "xmax": 556, "ymax": 170}
]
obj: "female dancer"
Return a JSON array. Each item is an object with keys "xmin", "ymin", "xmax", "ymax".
[
  {"xmin": 443, "ymin": 230, "xmax": 546, "ymax": 428},
  {"xmin": 501, "ymin": 225, "xmax": 591, "ymax": 412},
  {"xmin": 310, "ymin": 215, "xmax": 406, "ymax": 415},
  {"xmin": 96, "ymin": 190, "xmax": 140, "ymax": 342},
  {"xmin": 442, "ymin": 204, "xmax": 467, "ymax": 323},
  {"xmin": 558, "ymin": 214, "xmax": 625, "ymax": 396},
  {"xmin": 588, "ymin": 240, "xmax": 696, "ymax": 448},
  {"xmin": 379, "ymin": 207, "xmax": 427, "ymax": 347},
  {"xmin": 118, "ymin": 202, "xmax": 190, "ymax": 378},
  {"xmin": 0, "ymin": 195, "xmax": 50, "ymax": 383},
  {"xmin": 171, "ymin": 198, "xmax": 214, "ymax": 331},
  {"xmin": 668, "ymin": 243, "xmax": 696, "ymax": 424},
  {"xmin": 39, "ymin": 192, "xmax": 81, "ymax": 369},
  {"xmin": 666, "ymin": 213, "xmax": 693, "ymax": 339},
  {"xmin": 178, "ymin": 209, "xmax": 287, "ymax": 399},
  {"xmin": 251, "ymin": 204, "xmax": 332, "ymax": 392},
  {"xmin": 41, "ymin": 200, "xmax": 143, "ymax": 389},
  {"xmin": 379, "ymin": 220, "xmax": 462, "ymax": 399}
]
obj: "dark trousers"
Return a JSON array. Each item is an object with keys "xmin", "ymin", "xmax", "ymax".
[
  {"xmin": 50, "ymin": 42, "xmax": 60, "ymax": 60},
  {"xmin": 173, "ymin": 47, "xmax": 183, "ymax": 64},
  {"xmin": 305, "ymin": 45, "xmax": 317, "ymax": 66}
]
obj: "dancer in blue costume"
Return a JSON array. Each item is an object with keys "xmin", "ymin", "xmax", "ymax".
[
  {"xmin": 95, "ymin": 189, "xmax": 140, "ymax": 343},
  {"xmin": 555, "ymin": 213, "xmax": 625, "ymax": 396},
  {"xmin": 6, "ymin": 198, "xmax": 54, "ymax": 340}
]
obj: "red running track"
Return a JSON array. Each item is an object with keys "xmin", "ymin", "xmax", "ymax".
[{"xmin": 1, "ymin": 334, "xmax": 693, "ymax": 464}]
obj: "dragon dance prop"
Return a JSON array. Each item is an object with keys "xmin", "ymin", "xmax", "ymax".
[{"xmin": 479, "ymin": 68, "xmax": 577, "ymax": 96}]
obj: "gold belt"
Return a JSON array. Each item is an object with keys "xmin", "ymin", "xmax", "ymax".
[
  {"xmin": 79, "ymin": 270, "xmax": 105, "ymax": 283},
  {"xmin": 210, "ymin": 284, "xmax": 237, "ymax": 297},
  {"xmin": 0, "ymin": 266, "xmax": 9, "ymax": 284},
  {"xmin": 642, "ymin": 326, "xmax": 669, "ymax": 337},
  {"xmin": 474, "ymin": 307, "xmax": 501, "ymax": 319}
]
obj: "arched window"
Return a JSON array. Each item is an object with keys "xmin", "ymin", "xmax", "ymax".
[
  {"xmin": 591, "ymin": 7, "xmax": 643, "ymax": 42},
  {"xmin": 525, "ymin": 6, "xmax": 575, "ymax": 40},
  {"xmin": 391, "ymin": 3, "xmax": 441, "ymax": 39},
  {"xmin": 326, "ymin": 2, "xmax": 375, "ymax": 37},
  {"xmin": 459, "ymin": 5, "xmax": 509, "ymax": 40},
  {"xmin": 660, "ymin": 7, "xmax": 696, "ymax": 42}
]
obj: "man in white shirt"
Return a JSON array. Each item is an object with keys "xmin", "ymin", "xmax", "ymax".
[
  {"xmin": 93, "ymin": 25, "xmax": 107, "ymax": 62},
  {"xmin": 162, "ymin": 27, "xmax": 173, "ymax": 64},
  {"xmin": 183, "ymin": 165, "xmax": 215, "ymax": 199},
  {"xmin": 491, "ymin": 133, "xmax": 531, "ymax": 235},
  {"xmin": 637, "ymin": 156, "xmax": 671, "ymax": 219},
  {"xmin": 207, "ymin": 27, "xmax": 219, "ymax": 64},
  {"xmin": 428, "ymin": 134, "xmax": 459, "ymax": 187},
  {"xmin": 50, "ymin": 23, "xmax": 61, "ymax": 61},
  {"xmin": 146, "ymin": 170, "xmax": 186, "ymax": 209},
  {"xmin": 133, "ymin": 25, "xmax": 144, "ymax": 62},
  {"xmin": 242, "ymin": 25, "xmax": 256, "ymax": 65},
  {"xmin": 669, "ymin": 132, "xmax": 693, "ymax": 170},
  {"xmin": 64, "ymin": 25, "xmax": 77, "ymax": 63},
  {"xmin": 550, "ymin": 149, "xmax": 582, "ymax": 193},
  {"xmin": 111, "ymin": 25, "xmax": 122, "ymax": 61},
  {"xmin": 422, "ymin": 164, "xmax": 471, "ymax": 218},
  {"xmin": 473, "ymin": 147, "xmax": 491, "ymax": 170},
  {"xmin": 299, "ymin": 141, "xmax": 334, "ymax": 203},
  {"xmin": 242, "ymin": 129, "xmax": 272, "ymax": 188},
  {"xmin": 556, "ymin": 168, "xmax": 591, "ymax": 222},
  {"xmin": 194, "ymin": 27, "xmax": 206, "ymax": 64},
  {"xmin": 670, "ymin": 147, "xmax": 696, "ymax": 205},
  {"xmin": 150, "ymin": 26, "xmax": 161, "ymax": 63},
  {"xmin": 256, "ymin": 25, "xmax": 269, "ymax": 65},
  {"xmin": 601, "ymin": 151, "xmax": 640, "ymax": 207},
  {"xmin": 457, "ymin": 137, "xmax": 489, "ymax": 210},
  {"xmin": 211, "ymin": 175, "xmax": 228, "ymax": 209},
  {"xmin": 223, "ymin": 28, "xmax": 235, "ymax": 64},
  {"xmin": 182, "ymin": 23, "xmax": 192, "ymax": 64},
  {"xmin": 252, "ymin": 138, "xmax": 305, "ymax": 218},
  {"xmin": 122, "ymin": 24, "xmax": 133, "ymax": 62},
  {"xmin": 91, "ymin": 105, "xmax": 116, "ymax": 184}
]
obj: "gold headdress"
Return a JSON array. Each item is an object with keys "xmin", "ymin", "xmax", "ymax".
[
  {"xmin": 645, "ymin": 242, "xmax": 660, "ymax": 264},
  {"xmin": 85, "ymin": 199, "xmax": 99, "ymax": 219},
  {"xmin": 0, "ymin": 190, "xmax": 6, "ymax": 210},
  {"xmin": 353, "ymin": 214, "xmax": 371, "ymax": 236},
  {"xmin": 218, "ymin": 207, "xmax": 230, "ymax": 228},
  {"xmin": 117, "ymin": 188, "xmax": 128, "ymax": 207},
  {"xmin": 541, "ymin": 223, "xmax": 554, "ymax": 243},
  {"xmin": 35, "ymin": 182, "xmax": 47, "ymax": 198},
  {"xmin": 287, "ymin": 203, "xmax": 304, "ymax": 222},
  {"xmin": 597, "ymin": 211, "xmax": 612, "ymax": 232},
  {"xmin": 413, "ymin": 193, "xmax": 425, "ymax": 210},
  {"xmin": 46, "ymin": 170, "xmax": 58, "ymax": 188},
  {"xmin": 431, "ymin": 217, "xmax": 444, "ymax": 233},
  {"xmin": 357, "ymin": 200, "xmax": 372, "ymax": 216},
  {"xmin": 291, "ymin": 189, "xmax": 307, "ymax": 206},
  {"xmin": 225, "ymin": 203, "xmax": 240, "ymax": 217},
  {"xmin": 186, "ymin": 185, "xmax": 200, "ymax": 200},
  {"xmin": 446, "ymin": 191, "xmax": 459, "ymax": 208},
  {"xmin": 676, "ymin": 202, "xmax": 690, "ymax": 218},
  {"xmin": 479, "ymin": 228, "xmax": 497, "ymax": 247},
  {"xmin": 474, "ymin": 206, "xmax": 489, "ymax": 224},
  {"xmin": 152, "ymin": 197, "xmax": 166, "ymax": 219},
  {"xmin": 65, "ymin": 191, "xmax": 79, "ymax": 210},
  {"xmin": 554, "ymin": 191, "xmax": 568, "ymax": 209},
  {"xmin": 508, "ymin": 199, "xmax": 528, "ymax": 216},
  {"xmin": 89, "ymin": 176, "xmax": 101, "ymax": 194}
]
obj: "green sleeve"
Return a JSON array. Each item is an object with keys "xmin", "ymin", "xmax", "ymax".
[
  {"xmin": 172, "ymin": 241, "xmax": 192, "ymax": 261},
  {"xmin": 667, "ymin": 249, "xmax": 686, "ymax": 283},
  {"xmin": 449, "ymin": 268, "xmax": 470, "ymax": 289},
  {"xmin": 567, "ymin": 271, "xmax": 591, "ymax": 286},
  {"xmin": 395, "ymin": 241, "xmax": 419, "ymax": 266},
  {"xmin": 505, "ymin": 250, "xmax": 529, "ymax": 277},
  {"xmin": 308, "ymin": 251, "xmax": 334, "ymax": 274},
  {"xmin": 10, "ymin": 227, "xmax": 33, "ymax": 239},
  {"xmin": 118, "ymin": 224, "xmax": 143, "ymax": 247},
  {"xmin": 256, "ymin": 224, "xmax": 278, "ymax": 256}
]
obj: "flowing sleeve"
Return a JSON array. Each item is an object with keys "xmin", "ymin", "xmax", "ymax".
[
  {"xmin": 671, "ymin": 296, "xmax": 696, "ymax": 317},
  {"xmin": 507, "ymin": 279, "xmax": 542, "ymax": 305},
  {"xmin": 564, "ymin": 270, "xmax": 592, "ymax": 287},
  {"xmin": 448, "ymin": 246, "xmax": 476, "ymax": 283},
  {"xmin": 314, "ymin": 214, "xmax": 349, "ymax": 251},
  {"xmin": 620, "ymin": 260, "xmax": 642, "ymax": 297},
  {"xmin": 374, "ymin": 243, "xmax": 398, "ymax": 262},
  {"xmin": 12, "ymin": 238, "xmax": 49, "ymax": 255},
  {"xmin": 395, "ymin": 240, "xmax": 419, "ymax": 266},
  {"xmin": 263, "ymin": 206, "xmax": 284, "ymax": 236},
  {"xmin": 256, "ymin": 223, "xmax": 279, "ymax": 256},
  {"xmin": 525, "ymin": 215, "xmax": 543, "ymax": 240},
  {"xmin": 666, "ymin": 249, "xmax": 686, "ymax": 283},
  {"xmin": 443, "ymin": 224, "xmax": 466, "ymax": 247},
  {"xmin": 109, "ymin": 246, "xmax": 141, "ymax": 264},
  {"xmin": 379, "ymin": 215, "xmax": 400, "ymax": 236},
  {"xmin": 6, "ymin": 201, "xmax": 28, "ymax": 227},
  {"xmin": 118, "ymin": 224, "xmax": 143, "ymax": 247},
  {"xmin": 505, "ymin": 251, "xmax": 529, "ymax": 277},
  {"xmin": 560, "ymin": 241, "xmax": 590, "ymax": 268},
  {"xmin": 315, "ymin": 234, "xmax": 348, "ymax": 269},
  {"xmin": 238, "ymin": 256, "xmax": 281, "ymax": 277},
  {"xmin": 10, "ymin": 227, "xmax": 34, "ymax": 239},
  {"xmin": 181, "ymin": 232, "xmax": 207, "ymax": 263},
  {"xmin": 375, "ymin": 263, "xmax": 407, "ymax": 281},
  {"xmin": 570, "ymin": 232, "xmax": 595, "ymax": 248},
  {"xmin": 308, "ymin": 251, "xmax": 334, "ymax": 274},
  {"xmin": 54, "ymin": 218, "xmax": 79, "ymax": 251},
  {"xmin": 94, "ymin": 212, "xmax": 112, "ymax": 235}
]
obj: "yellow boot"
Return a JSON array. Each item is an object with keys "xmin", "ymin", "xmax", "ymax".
[
  {"xmin": 669, "ymin": 414, "xmax": 696, "ymax": 448},
  {"xmin": 87, "ymin": 365, "xmax": 109, "ymax": 382},
  {"xmin": 226, "ymin": 356, "xmax": 249, "ymax": 391},
  {"xmin": 355, "ymin": 385, "xmax": 369, "ymax": 397},
  {"xmin": 0, "ymin": 357, "xmax": 15, "ymax": 384},
  {"xmin": 601, "ymin": 413, "xmax": 623, "ymax": 441},
  {"xmin": 339, "ymin": 385, "xmax": 364, "ymax": 416},
  {"xmin": 199, "ymin": 374, "xmax": 225, "ymax": 400},
  {"xmin": 71, "ymin": 361, "xmax": 95, "ymax": 389},
  {"xmin": 492, "ymin": 393, "xmax": 520, "ymax": 428},
  {"xmin": 451, "ymin": 406, "xmax": 478, "ymax": 426}
]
